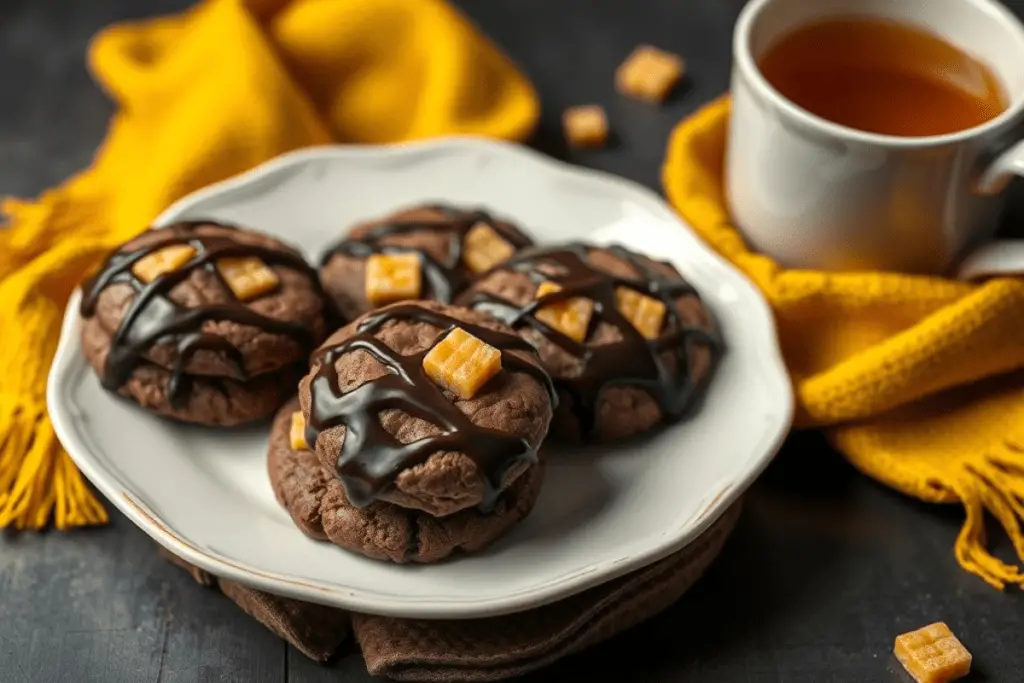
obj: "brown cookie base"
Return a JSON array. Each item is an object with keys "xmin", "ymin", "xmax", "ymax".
[
  {"xmin": 81, "ymin": 317, "xmax": 299, "ymax": 427},
  {"xmin": 268, "ymin": 400, "xmax": 546, "ymax": 563}
]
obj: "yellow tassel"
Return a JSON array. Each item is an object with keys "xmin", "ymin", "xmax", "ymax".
[
  {"xmin": 0, "ymin": 398, "xmax": 107, "ymax": 531},
  {"xmin": 0, "ymin": 196, "xmax": 115, "ymax": 531}
]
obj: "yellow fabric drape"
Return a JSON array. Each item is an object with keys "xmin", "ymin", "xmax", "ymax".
[
  {"xmin": 0, "ymin": 0, "xmax": 538, "ymax": 530},
  {"xmin": 664, "ymin": 97, "xmax": 1024, "ymax": 589}
]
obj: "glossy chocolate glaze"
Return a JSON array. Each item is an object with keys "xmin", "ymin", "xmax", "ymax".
[
  {"xmin": 465, "ymin": 243, "xmax": 722, "ymax": 438},
  {"xmin": 319, "ymin": 204, "xmax": 533, "ymax": 303},
  {"xmin": 81, "ymin": 222, "xmax": 323, "ymax": 408},
  {"xmin": 305, "ymin": 303, "xmax": 556, "ymax": 510}
]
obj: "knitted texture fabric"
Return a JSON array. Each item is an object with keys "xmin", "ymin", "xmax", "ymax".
[
  {"xmin": 663, "ymin": 96, "xmax": 1024, "ymax": 589},
  {"xmin": 0, "ymin": 0, "xmax": 537, "ymax": 530}
]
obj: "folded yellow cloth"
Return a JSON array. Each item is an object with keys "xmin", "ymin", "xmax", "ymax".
[
  {"xmin": 0, "ymin": 0, "xmax": 537, "ymax": 530},
  {"xmin": 664, "ymin": 96, "xmax": 1024, "ymax": 589}
]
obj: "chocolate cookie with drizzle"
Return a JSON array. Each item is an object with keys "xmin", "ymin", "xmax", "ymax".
[
  {"xmin": 267, "ymin": 397, "xmax": 548, "ymax": 563},
  {"xmin": 297, "ymin": 300, "xmax": 556, "ymax": 518},
  {"xmin": 318, "ymin": 203, "xmax": 533, "ymax": 320},
  {"xmin": 459, "ymin": 243, "xmax": 723, "ymax": 442},
  {"xmin": 79, "ymin": 221, "xmax": 331, "ymax": 426}
]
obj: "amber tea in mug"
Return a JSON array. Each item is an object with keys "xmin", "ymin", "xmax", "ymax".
[{"xmin": 757, "ymin": 17, "xmax": 1008, "ymax": 137}]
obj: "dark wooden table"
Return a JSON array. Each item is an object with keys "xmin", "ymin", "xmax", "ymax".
[{"xmin": 3, "ymin": 1, "xmax": 1023, "ymax": 681}]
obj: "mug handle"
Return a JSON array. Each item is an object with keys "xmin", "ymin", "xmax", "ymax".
[{"xmin": 958, "ymin": 140, "xmax": 1024, "ymax": 280}]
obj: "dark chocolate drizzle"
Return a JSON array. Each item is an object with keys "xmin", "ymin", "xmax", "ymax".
[
  {"xmin": 319, "ymin": 204, "xmax": 533, "ymax": 303},
  {"xmin": 305, "ymin": 303, "xmax": 556, "ymax": 510},
  {"xmin": 464, "ymin": 243, "xmax": 723, "ymax": 438},
  {"xmin": 80, "ymin": 221, "xmax": 325, "ymax": 408}
]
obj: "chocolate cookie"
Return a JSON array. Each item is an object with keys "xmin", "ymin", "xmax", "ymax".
[
  {"xmin": 79, "ymin": 221, "xmax": 330, "ymax": 426},
  {"xmin": 318, "ymin": 204, "xmax": 533, "ymax": 319},
  {"xmin": 268, "ymin": 398, "xmax": 546, "ymax": 563},
  {"xmin": 460, "ymin": 243, "xmax": 722, "ymax": 442},
  {"xmin": 298, "ymin": 300, "xmax": 555, "ymax": 518}
]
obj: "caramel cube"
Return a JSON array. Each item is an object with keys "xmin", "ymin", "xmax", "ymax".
[
  {"xmin": 562, "ymin": 105, "xmax": 609, "ymax": 149},
  {"xmin": 534, "ymin": 281, "xmax": 594, "ymax": 343},
  {"xmin": 422, "ymin": 327, "xmax": 502, "ymax": 400},
  {"xmin": 616, "ymin": 286, "xmax": 667, "ymax": 340},
  {"xmin": 290, "ymin": 412, "xmax": 309, "ymax": 451},
  {"xmin": 615, "ymin": 45, "xmax": 685, "ymax": 103},
  {"xmin": 216, "ymin": 257, "xmax": 280, "ymax": 301},
  {"xmin": 463, "ymin": 222, "xmax": 515, "ymax": 274},
  {"xmin": 894, "ymin": 623, "xmax": 972, "ymax": 683},
  {"xmin": 131, "ymin": 245, "xmax": 196, "ymax": 284},
  {"xmin": 365, "ymin": 253, "xmax": 422, "ymax": 306}
]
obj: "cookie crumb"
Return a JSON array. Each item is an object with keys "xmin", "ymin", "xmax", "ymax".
[
  {"xmin": 463, "ymin": 222, "xmax": 515, "ymax": 274},
  {"xmin": 423, "ymin": 327, "xmax": 502, "ymax": 400},
  {"xmin": 131, "ymin": 245, "xmax": 197, "ymax": 283},
  {"xmin": 615, "ymin": 45, "xmax": 685, "ymax": 103},
  {"xmin": 563, "ymin": 105, "xmax": 609, "ymax": 149},
  {"xmin": 894, "ymin": 622, "xmax": 971, "ymax": 683},
  {"xmin": 217, "ymin": 257, "xmax": 281, "ymax": 301},
  {"xmin": 535, "ymin": 281, "xmax": 594, "ymax": 343},
  {"xmin": 365, "ymin": 253, "xmax": 422, "ymax": 306},
  {"xmin": 616, "ymin": 286, "xmax": 667, "ymax": 339}
]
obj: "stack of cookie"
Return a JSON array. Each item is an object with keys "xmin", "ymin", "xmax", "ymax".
[{"xmin": 79, "ymin": 203, "xmax": 722, "ymax": 563}]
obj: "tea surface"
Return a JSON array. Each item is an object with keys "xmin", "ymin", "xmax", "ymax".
[{"xmin": 758, "ymin": 17, "xmax": 1007, "ymax": 137}]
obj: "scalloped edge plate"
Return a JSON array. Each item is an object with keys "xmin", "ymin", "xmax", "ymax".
[{"xmin": 48, "ymin": 137, "xmax": 792, "ymax": 618}]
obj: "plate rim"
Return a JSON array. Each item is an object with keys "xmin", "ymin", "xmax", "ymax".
[{"xmin": 47, "ymin": 135, "xmax": 794, "ymax": 618}]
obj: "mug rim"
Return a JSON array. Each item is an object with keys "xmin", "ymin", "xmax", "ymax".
[{"xmin": 734, "ymin": 0, "xmax": 1024, "ymax": 148}]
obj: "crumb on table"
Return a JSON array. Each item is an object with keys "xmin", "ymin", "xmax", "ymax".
[
  {"xmin": 894, "ymin": 622, "xmax": 971, "ymax": 683},
  {"xmin": 615, "ymin": 44, "xmax": 686, "ymax": 103},
  {"xmin": 562, "ymin": 105, "xmax": 609, "ymax": 149}
]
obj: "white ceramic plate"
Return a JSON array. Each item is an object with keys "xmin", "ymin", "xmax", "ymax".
[{"xmin": 48, "ymin": 138, "xmax": 792, "ymax": 619}]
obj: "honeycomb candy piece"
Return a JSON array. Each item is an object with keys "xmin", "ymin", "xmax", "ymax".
[
  {"xmin": 463, "ymin": 222, "xmax": 515, "ymax": 274},
  {"xmin": 131, "ymin": 245, "xmax": 197, "ymax": 284},
  {"xmin": 422, "ymin": 327, "xmax": 502, "ymax": 400},
  {"xmin": 615, "ymin": 45, "xmax": 685, "ymax": 103},
  {"xmin": 894, "ymin": 622, "xmax": 971, "ymax": 683},
  {"xmin": 562, "ymin": 105, "xmax": 609, "ymax": 149},
  {"xmin": 534, "ymin": 281, "xmax": 594, "ymax": 343},
  {"xmin": 365, "ymin": 253, "xmax": 422, "ymax": 306},
  {"xmin": 615, "ymin": 286, "xmax": 667, "ymax": 340},
  {"xmin": 216, "ymin": 257, "xmax": 280, "ymax": 301},
  {"xmin": 290, "ymin": 412, "xmax": 310, "ymax": 451}
]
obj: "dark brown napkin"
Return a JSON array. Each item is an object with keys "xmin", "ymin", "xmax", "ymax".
[{"xmin": 161, "ymin": 502, "xmax": 740, "ymax": 681}]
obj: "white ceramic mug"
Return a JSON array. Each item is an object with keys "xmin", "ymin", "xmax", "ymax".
[{"xmin": 726, "ymin": 0, "xmax": 1024, "ymax": 278}]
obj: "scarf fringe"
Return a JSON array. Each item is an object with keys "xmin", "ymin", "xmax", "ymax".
[
  {"xmin": 952, "ymin": 442, "xmax": 1024, "ymax": 590},
  {"xmin": 0, "ymin": 398, "xmax": 107, "ymax": 530}
]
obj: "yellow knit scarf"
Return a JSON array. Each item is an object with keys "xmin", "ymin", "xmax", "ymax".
[
  {"xmin": 0, "ymin": 0, "xmax": 536, "ymax": 529},
  {"xmin": 664, "ymin": 97, "xmax": 1024, "ymax": 589}
]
